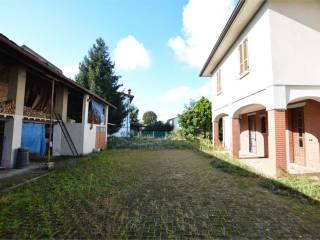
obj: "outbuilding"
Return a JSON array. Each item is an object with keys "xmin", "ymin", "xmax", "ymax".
[{"xmin": 0, "ymin": 34, "xmax": 115, "ymax": 169}]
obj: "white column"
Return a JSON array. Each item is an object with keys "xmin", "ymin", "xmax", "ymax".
[
  {"xmin": 81, "ymin": 94, "xmax": 90, "ymax": 154},
  {"xmin": 52, "ymin": 124, "xmax": 62, "ymax": 156},
  {"xmin": 52, "ymin": 86, "xmax": 68, "ymax": 156},
  {"xmin": 2, "ymin": 67, "xmax": 26, "ymax": 168},
  {"xmin": 82, "ymin": 94, "xmax": 89, "ymax": 125}
]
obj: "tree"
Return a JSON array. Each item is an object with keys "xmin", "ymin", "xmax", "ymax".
[
  {"xmin": 143, "ymin": 121, "xmax": 173, "ymax": 132},
  {"xmin": 179, "ymin": 97, "xmax": 212, "ymax": 138},
  {"xmin": 128, "ymin": 104, "xmax": 139, "ymax": 124},
  {"xmin": 142, "ymin": 111, "xmax": 157, "ymax": 125},
  {"xmin": 76, "ymin": 38, "xmax": 126, "ymax": 134}
]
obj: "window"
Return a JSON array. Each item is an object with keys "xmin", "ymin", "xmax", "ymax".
[
  {"xmin": 261, "ymin": 116, "xmax": 267, "ymax": 133},
  {"xmin": 216, "ymin": 69, "xmax": 221, "ymax": 94},
  {"xmin": 239, "ymin": 39, "xmax": 249, "ymax": 75}
]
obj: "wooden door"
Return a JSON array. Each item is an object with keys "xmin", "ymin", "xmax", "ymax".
[
  {"xmin": 248, "ymin": 115, "xmax": 257, "ymax": 154},
  {"xmin": 96, "ymin": 126, "xmax": 106, "ymax": 150},
  {"xmin": 291, "ymin": 107, "xmax": 305, "ymax": 165}
]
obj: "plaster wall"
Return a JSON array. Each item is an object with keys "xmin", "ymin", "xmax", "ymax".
[
  {"xmin": 211, "ymin": 4, "xmax": 273, "ymax": 114},
  {"xmin": 269, "ymin": 0, "xmax": 320, "ymax": 86}
]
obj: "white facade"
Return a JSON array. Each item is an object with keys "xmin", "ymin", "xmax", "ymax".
[
  {"xmin": 200, "ymin": 0, "xmax": 320, "ymax": 176},
  {"xmin": 211, "ymin": 0, "xmax": 320, "ymax": 150}
]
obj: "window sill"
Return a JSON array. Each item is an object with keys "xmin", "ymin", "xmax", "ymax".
[{"xmin": 239, "ymin": 70, "xmax": 250, "ymax": 79}]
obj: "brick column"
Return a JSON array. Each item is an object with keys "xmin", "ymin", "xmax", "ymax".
[
  {"xmin": 213, "ymin": 121, "xmax": 219, "ymax": 147},
  {"xmin": 231, "ymin": 118, "xmax": 240, "ymax": 159},
  {"xmin": 268, "ymin": 109, "xmax": 287, "ymax": 177}
]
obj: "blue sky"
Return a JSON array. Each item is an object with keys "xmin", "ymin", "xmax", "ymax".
[{"xmin": 1, "ymin": 0, "xmax": 235, "ymax": 121}]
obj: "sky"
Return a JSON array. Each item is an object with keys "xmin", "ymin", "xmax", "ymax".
[{"xmin": 1, "ymin": 0, "xmax": 236, "ymax": 121}]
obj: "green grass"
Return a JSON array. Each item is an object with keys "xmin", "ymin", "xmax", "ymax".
[
  {"xmin": 210, "ymin": 151, "xmax": 320, "ymax": 202},
  {"xmin": 108, "ymin": 136, "xmax": 196, "ymax": 150},
  {"xmin": 1, "ymin": 140, "xmax": 320, "ymax": 238},
  {"xmin": 0, "ymin": 152, "xmax": 125, "ymax": 239},
  {"xmin": 110, "ymin": 137, "xmax": 320, "ymax": 202}
]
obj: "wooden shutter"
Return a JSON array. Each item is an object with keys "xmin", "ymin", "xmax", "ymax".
[
  {"xmin": 239, "ymin": 44, "xmax": 244, "ymax": 74},
  {"xmin": 239, "ymin": 39, "xmax": 249, "ymax": 75},
  {"xmin": 243, "ymin": 39, "xmax": 249, "ymax": 72},
  {"xmin": 216, "ymin": 69, "xmax": 221, "ymax": 94}
]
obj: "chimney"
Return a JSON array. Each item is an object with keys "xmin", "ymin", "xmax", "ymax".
[{"xmin": 128, "ymin": 89, "xmax": 132, "ymax": 95}]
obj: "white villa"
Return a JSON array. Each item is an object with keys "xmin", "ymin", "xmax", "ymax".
[{"xmin": 200, "ymin": 0, "xmax": 320, "ymax": 177}]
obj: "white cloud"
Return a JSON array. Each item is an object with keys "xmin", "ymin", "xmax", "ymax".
[
  {"xmin": 168, "ymin": 0, "xmax": 234, "ymax": 68},
  {"xmin": 114, "ymin": 35, "xmax": 151, "ymax": 70},
  {"xmin": 156, "ymin": 79, "xmax": 212, "ymax": 104},
  {"xmin": 61, "ymin": 65, "xmax": 79, "ymax": 79},
  {"xmin": 153, "ymin": 80, "xmax": 212, "ymax": 121}
]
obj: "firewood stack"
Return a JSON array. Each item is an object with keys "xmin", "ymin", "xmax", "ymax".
[
  {"xmin": 0, "ymin": 100, "xmax": 53, "ymax": 119},
  {"xmin": 23, "ymin": 106, "xmax": 51, "ymax": 119},
  {"xmin": 0, "ymin": 101, "xmax": 15, "ymax": 114}
]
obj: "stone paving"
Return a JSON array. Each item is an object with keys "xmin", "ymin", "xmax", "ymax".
[
  {"xmin": 102, "ymin": 150, "xmax": 320, "ymax": 238},
  {"xmin": 1, "ymin": 149, "xmax": 320, "ymax": 238}
]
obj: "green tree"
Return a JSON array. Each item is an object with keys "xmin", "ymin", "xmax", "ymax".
[
  {"xmin": 142, "ymin": 111, "xmax": 157, "ymax": 125},
  {"xmin": 128, "ymin": 104, "xmax": 139, "ymax": 125},
  {"xmin": 76, "ymin": 38, "xmax": 126, "ymax": 134},
  {"xmin": 143, "ymin": 121, "xmax": 173, "ymax": 132},
  {"xmin": 179, "ymin": 97, "xmax": 212, "ymax": 138}
]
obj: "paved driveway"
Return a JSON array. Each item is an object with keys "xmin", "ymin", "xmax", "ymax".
[
  {"xmin": 108, "ymin": 150, "xmax": 320, "ymax": 238},
  {"xmin": 1, "ymin": 149, "xmax": 320, "ymax": 239}
]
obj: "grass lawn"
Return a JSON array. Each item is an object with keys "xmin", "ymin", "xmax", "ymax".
[{"xmin": 1, "ymin": 147, "xmax": 320, "ymax": 238}]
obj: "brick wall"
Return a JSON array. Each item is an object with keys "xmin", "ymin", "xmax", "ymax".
[
  {"xmin": 213, "ymin": 121, "xmax": 219, "ymax": 147},
  {"xmin": 303, "ymin": 100, "xmax": 320, "ymax": 170},
  {"xmin": 268, "ymin": 110, "xmax": 287, "ymax": 176},
  {"xmin": 232, "ymin": 118, "xmax": 240, "ymax": 159}
]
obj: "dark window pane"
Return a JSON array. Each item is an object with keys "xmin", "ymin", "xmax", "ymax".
[{"xmin": 299, "ymin": 138, "xmax": 303, "ymax": 147}]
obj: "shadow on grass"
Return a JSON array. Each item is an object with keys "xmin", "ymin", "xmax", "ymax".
[
  {"xmin": 208, "ymin": 154, "xmax": 320, "ymax": 205},
  {"xmin": 108, "ymin": 137, "xmax": 320, "ymax": 204}
]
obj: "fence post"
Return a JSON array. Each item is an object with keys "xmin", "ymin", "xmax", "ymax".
[{"xmin": 153, "ymin": 131, "xmax": 155, "ymax": 138}]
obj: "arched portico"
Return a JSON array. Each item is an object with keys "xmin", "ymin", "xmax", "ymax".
[
  {"xmin": 230, "ymin": 104, "xmax": 268, "ymax": 159},
  {"xmin": 286, "ymin": 97, "xmax": 320, "ymax": 173},
  {"xmin": 213, "ymin": 113, "xmax": 229, "ymax": 149}
]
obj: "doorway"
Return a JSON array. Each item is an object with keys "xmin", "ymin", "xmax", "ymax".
[
  {"xmin": 291, "ymin": 107, "xmax": 305, "ymax": 165},
  {"xmin": 248, "ymin": 115, "xmax": 257, "ymax": 154}
]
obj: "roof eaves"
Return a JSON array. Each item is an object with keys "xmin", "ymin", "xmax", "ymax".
[
  {"xmin": 199, "ymin": 0, "xmax": 246, "ymax": 77},
  {"xmin": 0, "ymin": 33, "xmax": 117, "ymax": 109}
]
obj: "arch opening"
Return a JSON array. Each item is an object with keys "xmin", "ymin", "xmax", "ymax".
[
  {"xmin": 232, "ymin": 104, "xmax": 268, "ymax": 159},
  {"xmin": 286, "ymin": 97, "xmax": 320, "ymax": 173},
  {"xmin": 213, "ymin": 113, "xmax": 229, "ymax": 150}
]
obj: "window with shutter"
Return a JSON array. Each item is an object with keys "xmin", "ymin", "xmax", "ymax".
[
  {"xmin": 216, "ymin": 69, "xmax": 221, "ymax": 94},
  {"xmin": 239, "ymin": 39, "xmax": 249, "ymax": 76}
]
